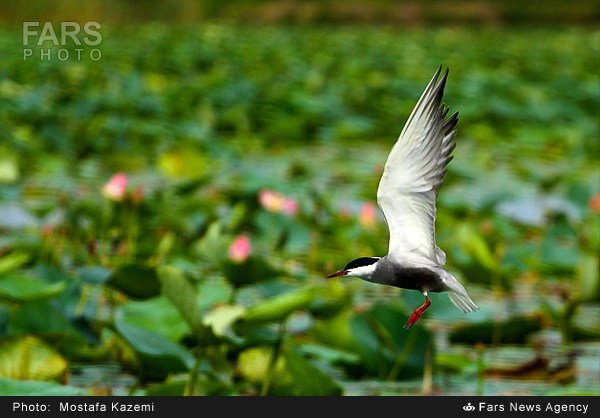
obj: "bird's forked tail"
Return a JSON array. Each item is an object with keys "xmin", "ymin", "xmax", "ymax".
[{"xmin": 440, "ymin": 270, "xmax": 479, "ymax": 313}]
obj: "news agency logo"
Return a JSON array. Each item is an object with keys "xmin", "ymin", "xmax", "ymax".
[
  {"xmin": 22, "ymin": 21, "xmax": 102, "ymax": 61},
  {"xmin": 463, "ymin": 403, "xmax": 475, "ymax": 412}
]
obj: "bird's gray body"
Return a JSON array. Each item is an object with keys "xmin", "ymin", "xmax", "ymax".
[{"xmin": 369, "ymin": 257, "xmax": 447, "ymax": 293}]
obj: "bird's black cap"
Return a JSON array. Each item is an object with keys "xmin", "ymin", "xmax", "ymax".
[{"xmin": 344, "ymin": 257, "xmax": 380, "ymax": 270}]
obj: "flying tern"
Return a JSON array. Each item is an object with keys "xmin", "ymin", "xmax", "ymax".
[{"xmin": 327, "ymin": 66, "xmax": 479, "ymax": 328}]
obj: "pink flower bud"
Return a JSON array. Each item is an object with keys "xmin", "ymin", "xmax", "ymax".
[
  {"xmin": 281, "ymin": 197, "xmax": 298, "ymax": 216},
  {"xmin": 259, "ymin": 189, "xmax": 284, "ymax": 212},
  {"xmin": 228, "ymin": 235, "xmax": 252, "ymax": 263},
  {"xmin": 102, "ymin": 173, "xmax": 128, "ymax": 201},
  {"xmin": 258, "ymin": 189, "xmax": 297, "ymax": 216},
  {"xmin": 359, "ymin": 202, "xmax": 377, "ymax": 228}
]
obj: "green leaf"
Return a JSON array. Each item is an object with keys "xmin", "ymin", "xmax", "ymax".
[
  {"xmin": 436, "ymin": 352, "xmax": 474, "ymax": 373},
  {"xmin": 144, "ymin": 378, "xmax": 187, "ymax": 396},
  {"xmin": 0, "ymin": 377, "xmax": 86, "ymax": 395},
  {"xmin": 107, "ymin": 264, "xmax": 161, "ymax": 300},
  {"xmin": 242, "ymin": 286, "xmax": 315, "ymax": 324},
  {"xmin": 311, "ymin": 308, "xmax": 358, "ymax": 353},
  {"xmin": 194, "ymin": 222, "xmax": 230, "ymax": 265},
  {"xmin": 449, "ymin": 316, "xmax": 543, "ymax": 344},
  {"xmin": 113, "ymin": 317, "xmax": 194, "ymax": 379},
  {"xmin": 0, "ymin": 273, "xmax": 66, "ymax": 303},
  {"xmin": 283, "ymin": 346, "xmax": 342, "ymax": 395},
  {"xmin": 145, "ymin": 373, "xmax": 232, "ymax": 396},
  {"xmin": 7, "ymin": 300, "xmax": 78, "ymax": 335},
  {"xmin": 350, "ymin": 303, "xmax": 434, "ymax": 380},
  {"xmin": 237, "ymin": 343, "xmax": 342, "ymax": 395},
  {"xmin": 196, "ymin": 276, "xmax": 233, "ymax": 313},
  {"xmin": 157, "ymin": 266, "xmax": 218, "ymax": 343},
  {"xmin": 572, "ymin": 304, "xmax": 600, "ymax": 339},
  {"xmin": 222, "ymin": 256, "xmax": 281, "ymax": 287},
  {"xmin": 299, "ymin": 342, "xmax": 361, "ymax": 367},
  {"xmin": 0, "ymin": 252, "xmax": 30, "ymax": 275},
  {"xmin": 0, "ymin": 335, "xmax": 68, "ymax": 382},
  {"xmin": 120, "ymin": 296, "xmax": 189, "ymax": 342},
  {"xmin": 575, "ymin": 254, "xmax": 600, "ymax": 301},
  {"xmin": 202, "ymin": 304, "xmax": 246, "ymax": 336},
  {"xmin": 540, "ymin": 218, "xmax": 580, "ymax": 274},
  {"xmin": 586, "ymin": 216, "xmax": 600, "ymax": 252},
  {"xmin": 0, "ymin": 153, "xmax": 19, "ymax": 183},
  {"xmin": 158, "ymin": 146, "xmax": 210, "ymax": 179},
  {"xmin": 456, "ymin": 222, "xmax": 498, "ymax": 271},
  {"xmin": 306, "ymin": 280, "xmax": 352, "ymax": 319}
]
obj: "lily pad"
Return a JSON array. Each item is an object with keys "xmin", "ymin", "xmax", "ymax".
[
  {"xmin": 237, "ymin": 343, "xmax": 342, "ymax": 395},
  {"xmin": 106, "ymin": 264, "xmax": 161, "ymax": 300},
  {"xmin": 0, "ymin": 273, "xmax": 66, "ymax": 303},
  {"xmin": 0, "ymin": 377, "xmax": 86, "ymax": 395},
  {"xmin": 222, "ymin": 256, "xmax": 282, "ymax": 288},
  {"xmin": 449, "ymin": 315, "xmax": 543, "ymax": 344},
  {"xmin": 157, "ymin": 266, "xmax": 219, "ymax": 344},
  {"xmin": 350, "ymin": 302, "xmax": 434, "ymax": 380},
  {"xmin": 241, "ymin": 286, "xmax": 316, "ymax": 324},
  {"xmin": 0, "ymin": 335, "xmax": 68, "ymax": 382},
  {"xmin": 120, "ymin": 296, "xmax": 189, "ymax": 342},
  {"xmin": 113, "ymin": 317, "xmax": 194, "ymax": 379},
  {"xmin": 306, "ymin": 280, "xmax": 352, "ymax": 319},
  {"xmin": 0, "ymin": 252, "xmax": 31, "ymax": 275}
]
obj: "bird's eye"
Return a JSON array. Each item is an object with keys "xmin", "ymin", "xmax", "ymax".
[{"xmin": 344, "ymin": 257, "xmax": 379, "ymax": 270}]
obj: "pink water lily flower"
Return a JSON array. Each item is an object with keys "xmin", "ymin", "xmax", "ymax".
[
  {"xmin": 259, "ymin": 189, "xmax": 298, "ymax": 216},
  {"xmin": 102, "ymin": 173, "xmax": 128, "ymax": 201},
  {"xmin": 281, "ymin": 197, "xmax": 298, "ymax": 216},
  {"xmin": 359, "ymin": 202, "xmax": 378, "ymax": 228},
  {"xmin": 259, "ymin": 189, "xmax": 284, "ymax": 212},
  {"xmin": 228, "ymin": 235, "xmax": 252, "ymax": 263}
]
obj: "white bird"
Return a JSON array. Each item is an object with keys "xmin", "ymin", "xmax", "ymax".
[{"xmin": 327, "ymin": 66, "xmax": 479, "ymax": 328}]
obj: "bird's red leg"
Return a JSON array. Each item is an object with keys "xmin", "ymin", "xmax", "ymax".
[{"xmin": 404, "ymin": 294, "xmax": 431, "ymax": 329}]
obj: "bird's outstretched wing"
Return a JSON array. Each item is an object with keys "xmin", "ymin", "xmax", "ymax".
[{"xmin": 377, "ymin": 67, "xmax": 458, "ymax": 265}]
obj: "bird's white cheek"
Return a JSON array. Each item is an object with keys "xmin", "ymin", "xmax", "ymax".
[{"xmin": 349, "ymin": 265, "xmax": 377, "ymax": 280}]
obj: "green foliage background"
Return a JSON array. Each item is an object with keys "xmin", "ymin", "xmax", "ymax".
[{"xmin": 0, "ymin": 2, "xmax": 598, "ymax": 396}]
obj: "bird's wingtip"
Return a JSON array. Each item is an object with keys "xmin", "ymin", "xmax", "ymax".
[
  {"xmin": 433, "ymin": 65, "xmax": 449, "ymax": 80},
  {"xmin": 432, "ymin": 66, "xmax": 450, "ymax": 100}
]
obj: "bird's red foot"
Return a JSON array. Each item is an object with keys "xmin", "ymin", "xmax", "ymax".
[{"xmin": 403, "ymin": 295, "xmax": 431, "ymax": 329}]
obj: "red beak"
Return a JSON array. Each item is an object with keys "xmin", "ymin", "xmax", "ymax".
[{"xmin": 326, "ymin": 269, "xmax": 348, "ymax": 278}]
